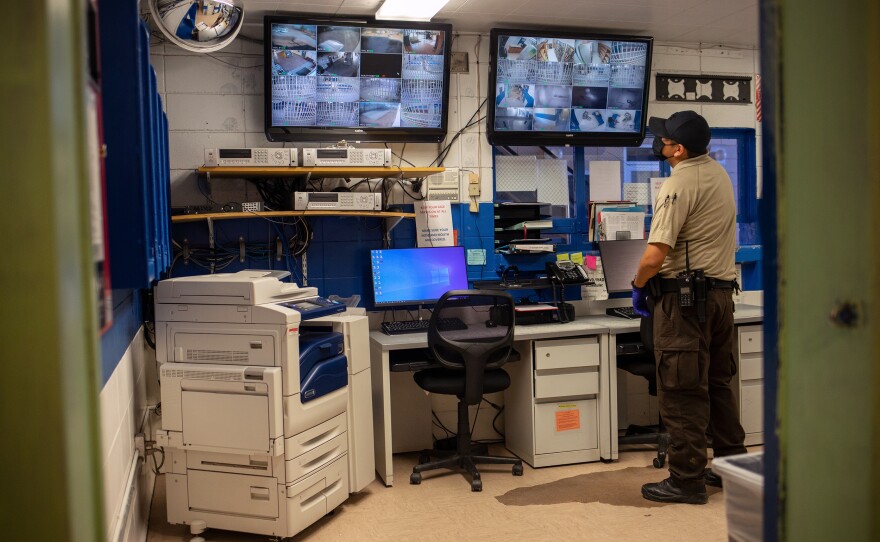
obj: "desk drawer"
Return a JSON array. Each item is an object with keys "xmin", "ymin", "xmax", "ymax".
[
  {"xmin": 739, "ymin": 327, "xmax": 763, "ymax": 354},
  {"xmin": 534, "ymin": 337, "xmax": 600, "ymax": 371},
  {"xmin": 535, "ymin": 369, "xmax": 598, "ymax": 400},
  {"xmin": 739, "ymin": 353, "xmax": 762, "ymax": 382},
  {"xmin": 534, "ymin": 400, "xmax": 599, "ymax": 454}
]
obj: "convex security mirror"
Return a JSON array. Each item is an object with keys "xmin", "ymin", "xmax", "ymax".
[{"xmin": 149, "ymin": 0, "xmax": 244, "ymax": 53}]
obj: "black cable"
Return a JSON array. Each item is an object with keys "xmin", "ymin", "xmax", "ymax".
[
  {"xmin": 435, "ymin": 115, "xmax": 487, "ymax": 168},
  {"xmin": 431, "ymin": 98, "xmax": 487, "ymax": 167},
  {"xmin": 143, "ymin": 321, "xmax": 156, "ymax": 350},
  {"xmin": 395, "ymin": 178, "xmax": 425, "ymax": 200},
  {"xmin": 432, "ymin": 411, "xmax": 455, "ymax": 441}
]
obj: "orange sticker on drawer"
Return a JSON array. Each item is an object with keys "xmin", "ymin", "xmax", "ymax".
[{"xmin": 555, "ymin": 409, "xmax": 580, "ymax": 432}]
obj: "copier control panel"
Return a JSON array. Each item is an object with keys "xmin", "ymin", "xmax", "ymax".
[{"xmin": 278, "ymin": 296, "xmax": 346, "ymax": 320}]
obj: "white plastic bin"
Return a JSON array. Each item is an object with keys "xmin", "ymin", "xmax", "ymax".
[{"xmin": 712, "ymin": 452, "xmax": 764, "ymax": 542}]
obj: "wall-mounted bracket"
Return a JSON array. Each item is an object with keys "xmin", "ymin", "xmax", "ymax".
[{"xmin": 655, "ymin": 73, "xmax": 752, "ymax": 103}]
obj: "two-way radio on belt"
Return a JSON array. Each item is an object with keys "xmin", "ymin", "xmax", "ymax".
[{"xmin": 676, "ymin": 241, "xmax": 708, "ymax": 322}]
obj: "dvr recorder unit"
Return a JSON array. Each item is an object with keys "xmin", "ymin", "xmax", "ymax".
[
  {"xmin": 301, "ymin": 148, "xmax": 391, "ymax": 167},
  {"xmin": 205, "ymin": 148, "xmax": 298, "ymax": 167},
  {"xmin": 293, "ymin": 192, "xmax": 382, "ymax": 211}
]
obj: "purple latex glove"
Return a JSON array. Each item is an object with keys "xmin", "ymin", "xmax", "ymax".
[{"xmin": 631, "ymin": 282, "xmax": 651, "ymax": 318}]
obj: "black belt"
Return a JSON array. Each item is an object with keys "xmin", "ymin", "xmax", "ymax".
[{"xmin": 658, "ymin": 277, "xmax": 737, "ymax": 293}]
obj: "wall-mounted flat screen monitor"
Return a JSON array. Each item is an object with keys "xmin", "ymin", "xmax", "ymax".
[
  {"xmin": 264, "ymin": 15, "xmax": 452, "ymax": 143},
  {"xmin": 488, "ymin": 28, "xmax": 653, "ymax": 147},
  {"xmin": 370, "ymin": 247, "xmax": 469, "ymax": 307},
  {"xmin": 598, "ymin": 239, "xmax": 648, "ymax": 294}
]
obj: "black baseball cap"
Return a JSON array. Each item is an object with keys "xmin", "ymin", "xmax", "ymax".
[{"xmin": 648, "ymin": 110, "xmax": 711, "ymax": 154}]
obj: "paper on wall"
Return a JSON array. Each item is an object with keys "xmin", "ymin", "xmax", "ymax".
[
  {"xmin": 582, "ymin": 256, "xmax": 608, "ymax": 300},
  {"xmin": 414, "ymin": 200, "xmax": 454, "ymax": 247},
  {"xmin": 650, "ymin": 177, "xmax": 667, "ymax": 208},
  {"xmin": 588, "ymin": 161, "xmax": 621, "ymax": 201}
]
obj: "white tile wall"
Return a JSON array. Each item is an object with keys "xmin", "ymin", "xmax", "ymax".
[
  {"xmin": 167, "ymin": 94, "xmax": 245, "ymax": 131},
  {"xmin": 100, "ymin": 329, "xmax": 155, "ymax": 542},
  {"xmin": 151, "ymin": 34, "xmax": 761, "ymax": 211},
  {"xmin": 652, "ymin": 46, "xmax": 702, "ymax": 73}
]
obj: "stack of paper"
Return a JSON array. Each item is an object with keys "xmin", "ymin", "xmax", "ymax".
[
  {"xmin": 598, "ymin": 208, "xmax": 646, "ymax": 241},
  {"xmin": 588, "ymin": 201, "xmax": 638, "ymax": 241}
]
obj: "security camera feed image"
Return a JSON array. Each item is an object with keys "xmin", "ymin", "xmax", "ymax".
[
  {"xmin": 494, "ymin": 35, "xmax": 648, "ymax": 134},
  {"xmin": 270, "ymin": 23, "xmax": 446, "ymax": 128}
]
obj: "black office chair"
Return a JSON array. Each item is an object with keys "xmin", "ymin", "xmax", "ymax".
[
  {"xmin": 410, "ymin": 290, "xmax": 524, "ymax": 492},
  {"xmin": 616, "ymin": 316, "xmax": 670, "ymax": 468}
]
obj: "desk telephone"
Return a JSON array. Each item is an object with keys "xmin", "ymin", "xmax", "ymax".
[{"xmin": 546, "ymin": 260, "xmax": 592, "ymax": 285}]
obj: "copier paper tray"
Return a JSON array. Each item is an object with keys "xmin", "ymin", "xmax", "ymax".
[{"xmin": 301, "ymin": 354, "xmax": 347, "ymax": 403}]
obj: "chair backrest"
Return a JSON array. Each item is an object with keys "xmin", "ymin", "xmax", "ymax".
[{"xmin": 427, "ymin": 290, "xmax": 516, "ymax": 405}]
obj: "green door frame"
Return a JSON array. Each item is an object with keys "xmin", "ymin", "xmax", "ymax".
[
  {"xmin": 2, "ymin": 2, "xmax": 104, "ymax": 540},
  {"xmin": 763, "ymin": 0, "xmax": 880, "ymax": 539}
]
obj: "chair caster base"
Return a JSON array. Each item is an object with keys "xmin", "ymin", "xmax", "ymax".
[{"xmin": 410, "ymin": 472, "xmax": 422, "ymax": 484}]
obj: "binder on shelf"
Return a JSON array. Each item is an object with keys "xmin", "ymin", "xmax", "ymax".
[
  {"xmin": 507, "ymin": 237, "xmax": 552, "ymax": 244},
  {"xmin": 506, "ymin": 219, "xmax": 554, "ymax": 230},
  {"xmin": 588, "ymin": 200, "xmax": 637, "ymax": 242},
  {"xmin": 597, "ymin": 206, "xmax": 646, "ymax": 241},
  {"xmin": 498, "ymin": 242, "xmax": 556, "ymax": 254}
]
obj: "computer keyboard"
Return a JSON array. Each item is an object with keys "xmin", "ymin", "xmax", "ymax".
[
  {"xmin": 607, "ymin": 306, "xmax": 640, "ymax": 319},
  {"xmin": 381, "ymin": 317, "xmax": 468, "ymax": 335},
  {"xmin": 382, "ymin": 320, "xmax": 430, "ymax": 335}
]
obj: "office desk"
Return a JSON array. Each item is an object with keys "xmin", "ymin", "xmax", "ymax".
[
  {"xmin": 590, "ymin": 304, "xmax": 764, "ymax": 459},
  {"xmin": 369, "ymin": 305, "xmax": 763, "ymax": 485},
  {"xmin": 369, "ymin": 318, "xmax": 610, "ymax": 486}
]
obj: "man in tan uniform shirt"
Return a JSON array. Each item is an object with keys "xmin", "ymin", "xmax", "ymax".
[{"xmin": 632, "ymin": 111, "xmax": 746, "ymax": 504}]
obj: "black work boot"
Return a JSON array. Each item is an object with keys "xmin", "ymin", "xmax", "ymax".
[
  {"xmin": 704, "ymin": 468, "xmax": 723, "ymax": 488},
  {"xmin": 641, "ymin": 477, "xmax": 708, "ymax": 504}
]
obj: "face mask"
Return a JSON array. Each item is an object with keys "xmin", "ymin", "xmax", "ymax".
[{"xmin": 652, "ymin": 136, "xmax": 667, "ymax": 161}]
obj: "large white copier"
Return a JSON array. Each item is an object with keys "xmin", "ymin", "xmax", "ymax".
[{"xmin": 154, "ymin": 270, "xmax": 374, "ymax": 538}]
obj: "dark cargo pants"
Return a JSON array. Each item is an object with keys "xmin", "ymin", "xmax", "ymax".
[{"xmin": 651, "ymin": 289, "xmax": 747, "ymax": 487}]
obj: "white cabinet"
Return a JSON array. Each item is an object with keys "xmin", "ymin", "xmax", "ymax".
[
  {"xmin": 735, "ymin": 325, "xmax": 764, "ymax": 446},
  {"xmin": 505, "ymin": 336, "xmax": 604, "ymax": 467}
]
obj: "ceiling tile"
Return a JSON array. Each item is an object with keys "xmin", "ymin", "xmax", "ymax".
[
  {"xmin": 510, "ymin": 0, "xmax": 580, "ymax": 18},
  {"xmin": 261, "ymin": 0, "xmax": 759, "ymax": 48},
  {"xmin": 706, "ymin": 4, "xmax": 758, "ymax": 30},
  {"xmin": 274, "ymin": 1, "xmax": 344, "ymax": 15},
  {"xmin": 339, "ymin": 0, "xmax": 383, "ymax": 6},
  {"xmin": 436, "ymin": 0, "xmax": 472, "ymax": 14},
  {"xmin": 656, "ymin": 0, "xmax": 753, "ymax": 25},
  {"xmin": 457, "ymin": 0, "xmax": 530, "ymax": 14},
  {"xmin": 568, "ymin": 3, "xmax": 670, "ymax": 24}
]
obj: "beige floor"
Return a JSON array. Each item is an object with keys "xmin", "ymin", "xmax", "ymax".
[{"xmin": 148, "ymin": 446, "xmax": 740, "ymax": 542}]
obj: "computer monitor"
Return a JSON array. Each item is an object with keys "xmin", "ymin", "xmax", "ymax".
[
  {"xmin": 264, "ymin": 16, "xmax": 452, "ymax": 143},
  {"xmin": 487, "ymin": 28, "xmax": 653, "ymax": 147},
  {"xmin": 598, "ymin": 239, "xmax": 648, "ymax": 294},
  {"xmin": 370, "ymin": 247, "xmax": 469, "ymax": 307}
]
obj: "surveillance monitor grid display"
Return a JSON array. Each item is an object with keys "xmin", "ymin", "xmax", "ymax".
[
  {"xmin": 494, "ymin": 35, "xmax": 649, "ymax": 134},
  {"xmin": 598, "ymin": 239, "xmax": 649, "ymax": 294},
  {"xmin": 269, "ymin": 23, "xmax": 446, "ymax": 129},
  {"xmin": 370, "ymin": 247, "xmax": 469, "ymax": 307}
]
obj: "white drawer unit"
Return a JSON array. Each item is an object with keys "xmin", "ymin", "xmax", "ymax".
[
  {"xmin": 505, "ymin": 336, "xmax": 605, "ymax": 467},
  {"xmin": 736, "ymin": 324, "xmax": 764, "ymax": 446},
  {"xmin": 165, "ymin": 455, "xmax": 349, "ymax": 538}
]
